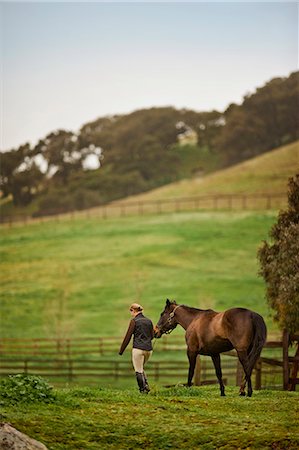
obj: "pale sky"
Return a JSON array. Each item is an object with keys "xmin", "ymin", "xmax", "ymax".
[{"xmin": 1, "ymin": 1, "xmax": 298, "ymax": 151}]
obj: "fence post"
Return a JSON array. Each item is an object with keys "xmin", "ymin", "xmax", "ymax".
[
  {"xmin": 255, "ymin": 358, "xmax": 262, "ymax": 390},
  {"xmin": 154, "ymin": 362, "xmax": 159, "ymax": 381},
  {"xmin": 288, "ymin": 341, "xmax": 299, "ymax": 391},
  {"xmin": 68, "ymin": 359, "xmax": 73, "ymax": 383},
  {"xmin": 114, "ymin": 361, "xmax": 119, "ymax": 380},
  {"xmin": 282, "ymin": 329, "xmax": 290, "ymax": 390},
  {"xmin": 99, "ymin": 338, "xmax": 104, "ymax": 355}
]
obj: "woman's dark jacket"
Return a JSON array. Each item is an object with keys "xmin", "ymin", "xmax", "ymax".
[{"xmin": 119, "ymin": 313, "xmax": 154, "ymax": 355}]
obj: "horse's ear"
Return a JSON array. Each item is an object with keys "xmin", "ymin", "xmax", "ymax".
[{"xmin": 166, "ymin": 298, "xmax": 177, "ymax": 306}]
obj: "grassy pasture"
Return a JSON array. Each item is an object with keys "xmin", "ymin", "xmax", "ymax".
[
  {"xmin": 0, "ymin": 210, "xmax": 278, "ymax": 340},
  {"xmin": 1, "ymin": 207, "xmax": 297, "ymax": 449},
  {"xmin": 1, "ymin": 386, "xmax": 298, "ymax": 449}
]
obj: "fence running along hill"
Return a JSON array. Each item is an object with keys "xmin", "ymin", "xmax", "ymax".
[{"xmin": 0, "ymin": 193, "xmax": 287, "ymax": 226}]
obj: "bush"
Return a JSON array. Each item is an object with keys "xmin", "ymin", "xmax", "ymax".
[{"xmin": 0, "ymin": 374, "xmax": 56, "ymax": 405}]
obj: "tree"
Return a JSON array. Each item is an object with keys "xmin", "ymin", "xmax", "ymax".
[
  {"xmin": 214, "ymin": 71, "xmax": 299, "ymax": 167},
  {"xmin": 0, "ymin": 147, "xmax": 25, "ymax": 199},
  {"xmin": 33, "ymin": 130, "xmax": 82, "ymax": 185},
  {"xmin": 258, "ymin": 174, "xmax": 299, "ymax": 335},
  {"xmin": 0, "ymin": 143, "xmax": 44, "ymax": 206}
]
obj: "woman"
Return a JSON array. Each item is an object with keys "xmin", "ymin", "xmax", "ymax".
[{"xmin": 119, "ymin": 303, "xmax": 154, "ymax": 393}]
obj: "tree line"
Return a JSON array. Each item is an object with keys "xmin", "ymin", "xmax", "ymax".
[{"xmin": 1, "ymin": 71, "xmax": 298, "ymax": 216}]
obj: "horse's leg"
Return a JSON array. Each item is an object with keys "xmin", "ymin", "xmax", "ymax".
[
  {"xmin": 187, "ymin": 349, "xmax": 197, "ymax": 386},
  {"xmin": 211, "ymin": 354, "xmax": 225, "ymax": 396},
  {"xmin": 237, "ymin": 350, "xmax": 253, "ymax": 397}
]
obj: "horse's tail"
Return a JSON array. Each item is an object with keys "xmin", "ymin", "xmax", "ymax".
[{"xmin": 248, "ymin": 312, "xmax": 267, "ymax": 370}]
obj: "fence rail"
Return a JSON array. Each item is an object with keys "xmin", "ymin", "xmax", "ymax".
[
  {"xmin": 0, "ymin": 336, "xmax": 292, "ymax": 389},
  {"xmin": 0, "ymin": 357, "xmax": 251, "ymax": 386},
  {"xmin": 0, "ymin": 193, "xmax": 287, "ymax": 226},
  {"xmin": 0, "ymin": 355, "xmax": 284, "ymax": 389},
  {"xmin": 0, "ymin": 336, "xmax": 283, "ymax": 357},
  {"xmin": 0, "ymin": 336, "xmax": 190, "ymax": 357}
]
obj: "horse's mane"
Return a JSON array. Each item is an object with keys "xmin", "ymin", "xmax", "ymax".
[{"xmin": 180, "ymin": 305, "xmax": 214, "ymax": 314}]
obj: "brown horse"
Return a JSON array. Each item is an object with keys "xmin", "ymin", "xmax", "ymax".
[{"xmin": 154, "ymin": 299, "xmax": 267, "ymax": 397}]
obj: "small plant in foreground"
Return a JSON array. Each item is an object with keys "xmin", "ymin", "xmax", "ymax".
[{"xmin": 0, "ymin": 374, "xmax": 56, "ymax": 405}]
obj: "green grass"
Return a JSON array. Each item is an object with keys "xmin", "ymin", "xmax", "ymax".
[
  {"xmin": 1, "ymin": 212, "xmax": 296, "ymax": 448},
  {"xmin": 0, "ymin": 210, "xmax": 278, "ymax": 339},
  {"xmin": 1, "ymin": 386, "xmax": 298, "ymax": 449}
]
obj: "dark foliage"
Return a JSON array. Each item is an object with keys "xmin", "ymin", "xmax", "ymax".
[
  {"xmin": 214, "ymin": 72, "xmax": 299, "ymax": 166},
  {"xmin": 0, "ymin": 374, "xmax": 56, "ymax": 405},
  {"xmin": 258, "ymin": 174, "xmax": 299, "ymax": 334}
]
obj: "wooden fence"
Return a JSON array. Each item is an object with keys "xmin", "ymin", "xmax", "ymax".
[
  {"xmin": 0, "ymin": 335, "xmax": 297, "ymax": 390},
  {"xmin": 0, "ymin": 358, "xmax": 230, "ymax": 384},
  {"xmin": 0, "ymin": 336, "xmax": 186, "ymax": 357},
  {"xmin": 0, "ymin": 193, "xmax": 287, "ymax": 227},
  {"xmin": 0, "ymin": 356, "xmax": 272, "ymax": 389},
  {"xmin": 0, "ymin": 335, "xmax": 283, "ymax": 357}
]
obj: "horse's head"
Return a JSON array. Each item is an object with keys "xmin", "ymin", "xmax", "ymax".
[{"xmin": 154, "ymin": 299, "xmax": 179, "ymax": 338}]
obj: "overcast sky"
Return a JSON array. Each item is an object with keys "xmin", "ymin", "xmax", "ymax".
[{"xmin": 1, "ymin": 1, "xmax": 298, "ymax": 151}]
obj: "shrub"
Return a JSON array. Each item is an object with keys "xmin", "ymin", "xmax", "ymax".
[{"xmin": 0, "ymin": 374, "xmax": 56, "ymax": 405}]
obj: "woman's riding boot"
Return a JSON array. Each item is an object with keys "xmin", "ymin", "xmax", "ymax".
[
  {"xmin": 135, "ymin": 372, "xmax": 147, "ymax": 393},
  {"xmin": 142, "ymin": 372, "xmax": 150, "ymax": 392}
]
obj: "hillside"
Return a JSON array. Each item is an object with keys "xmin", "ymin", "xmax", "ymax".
[
  {"xmin": 116, "ymin": 140, "xmax": 299, "ymax": 204},
  {"xmin": 0, "ymin": 210, "xmax": 279, "ymax": 339}
]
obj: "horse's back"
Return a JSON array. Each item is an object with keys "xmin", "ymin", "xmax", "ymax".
[{"xmin": 185, "ymin": 307, "xmax": 266, "ymax": 354}]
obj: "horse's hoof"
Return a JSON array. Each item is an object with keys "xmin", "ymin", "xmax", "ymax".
[
  {"xmin": 239, "ymin": 392, "xmax": 246, "ymax": 396},
  {"xmin": 221, "ymin": 393, "xmax": 226, "ymax": 397}
]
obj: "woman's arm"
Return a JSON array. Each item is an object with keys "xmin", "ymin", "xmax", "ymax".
[{"xmin": 119, "ymin": 320, "xmax": 135, "ymax": 355}]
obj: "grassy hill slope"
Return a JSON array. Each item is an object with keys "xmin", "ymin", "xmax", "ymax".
[
  {"xmin": 0, "ymin": 211, "xmax": 278, "ymax": 339},
  {"xmin": 118, "ymin": 140, "xmax": 299, "ymax": 203}
]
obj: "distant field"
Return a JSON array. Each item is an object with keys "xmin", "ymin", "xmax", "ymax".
[
  {"xmin": 118, "ymin": 140, "xmax": 299, "ymax": 203},
  {"xmin": 0, "ymin": 210, "xmax": 279, "ymax": 340}
]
